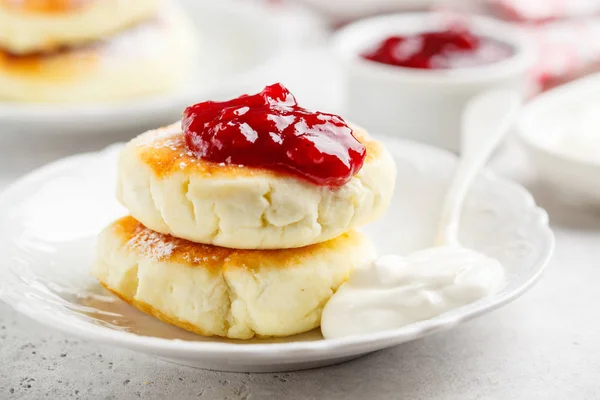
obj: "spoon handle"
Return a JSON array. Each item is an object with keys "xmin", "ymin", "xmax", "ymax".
[{"xmin": 436, "ymin": 90, "xmax": 522, "ymax": 246}]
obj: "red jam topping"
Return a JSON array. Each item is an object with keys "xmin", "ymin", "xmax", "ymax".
[
  {"xmin": 183, "ymin": 83, "xmax": 366, "ymax": 187},
  {"xmin": 362, "ymin": 27, "xmax": 513, "ymax": 69}
]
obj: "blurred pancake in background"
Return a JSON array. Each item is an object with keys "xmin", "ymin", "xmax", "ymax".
[
  {"xmin": 0, "ymin": 0, "xmax": 162, "ymax": 54},
  {"xmin": 0, "ymin": 6, "xmax": 196, "ymax": 102}
]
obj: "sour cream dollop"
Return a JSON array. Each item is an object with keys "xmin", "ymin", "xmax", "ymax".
[{"xmin": 321, "ymin": 246, "xmax": 505, "ymax": 339}]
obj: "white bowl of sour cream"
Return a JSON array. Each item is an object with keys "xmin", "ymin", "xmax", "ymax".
[{"xmin": 517, "ymin": 73, "xmax": 600, "ymax": 206}]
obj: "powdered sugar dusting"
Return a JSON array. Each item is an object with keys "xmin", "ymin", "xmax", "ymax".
[
  {"xmin": 100, "ymin": 10, "xmax": 172, "ymax": 61},
  {"xmin": 182, "ymin": 253, "xmax": 221, "ymax": 264},
  {"xmin": 154, "ymin": 138, "xmax": 180, "ymax": 151},
  {"xmin": 126, "ymin": 226, "xmax": 176, "ymax": 261},
  {"xmin": 135, "ymin": 123, "xmax": 180, "ymax": 147}
]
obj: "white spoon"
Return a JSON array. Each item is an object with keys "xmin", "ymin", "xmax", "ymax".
[{"xmin": 321, "ymin": 90, "xmax": 522, "ymax": 339}]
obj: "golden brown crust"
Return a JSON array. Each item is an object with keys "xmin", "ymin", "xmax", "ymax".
[
  {"xmin": 134, "ymin": 124, "xmax": 382, "ymax": 179},
  {"xmin": 111, "ymin": 216, "xmax": 363, "ymax": 271},
  {"xmin": 0, "ymin": 17, "xmax": 165, "ymax": 79},
  {"xmin": 0, "ymin": 47, "xmax": 98, "ymax": 79},
  {"xmin": 0, "ymin": 0, "xmax": 96, "ymax": 14},
  {"xmin": 136, "ymin": 130, "xmax": 267, "ymax": 180}
]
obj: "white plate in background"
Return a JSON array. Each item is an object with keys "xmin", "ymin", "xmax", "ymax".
[
  {"xmin": 0, "ymin": 137, "xmax": 553, "ymax": 372},
  {"xmin": 517, "ymin": 73, "xmax": 600, "ymax": 207},
  {"xmin": 292, "ymin": 0, "xmax": 437, "ymax": 22},
  {"xmin": 0, "ymin": 1, "xmax": 325, "ymax": 137}
]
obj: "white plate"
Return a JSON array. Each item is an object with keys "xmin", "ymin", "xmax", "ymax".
[
  {"xmin": 0, "ymin": 138, "xmax": 553, "ymax": 372},
  {"xmin": 0, "ymin": 1, "xmax": 287, "ymax": 136},
  {"xmin": 293, "ymin": 0, "xmax": 436, "ymax": 21},
  {"xmin": 517, "ymin": 73, "xmax": 600, "ymax": 207}
]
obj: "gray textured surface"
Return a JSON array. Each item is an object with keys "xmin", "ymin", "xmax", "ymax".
[{"xmin": 2, "ymin": 133, "xmax": 600, "ymax": 400}]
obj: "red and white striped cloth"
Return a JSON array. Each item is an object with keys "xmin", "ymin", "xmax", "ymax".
[
  {"xmin": 524, "ymin": 17, "xmax": 600, "ymax": 91},
  {"xmin": 444, "ymin": 0, "xmax": 600, "ymax": 91},
  {"xmin": 488, "ymin": 0, "xmax": 600, "ymax": 22},
  {"xmin": 254, "ymin": 0, "xmax": 600, "ymax": 92}
]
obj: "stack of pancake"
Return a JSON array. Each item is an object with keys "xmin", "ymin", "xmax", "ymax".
[
  {"xmin": 0, "ymin": 0, "xmax": 195, "ymax": 102},
  {"xmin": 93, "ymin": 122, "xmax": 397, "ymax": 339}
]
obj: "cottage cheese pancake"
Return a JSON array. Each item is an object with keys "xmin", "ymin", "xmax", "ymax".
[
  {"xmin": 0, "ymin": 0, "xmax": 162, "ymax": 54},
  {"xmin": 0, "ymin": 6, "xmax": 195, "ymax": 102},
  {"xmin": 117, "ymin": 121, "xmax": 396, "ymax": 249},
  {"xmin": 93, "ymin": 216, "xmax": 376, "ymax": 339}
]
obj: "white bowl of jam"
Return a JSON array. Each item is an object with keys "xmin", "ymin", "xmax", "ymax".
[{"xmin": 332, "ymin": 13, "xmax": 535, "ymax": 152}]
